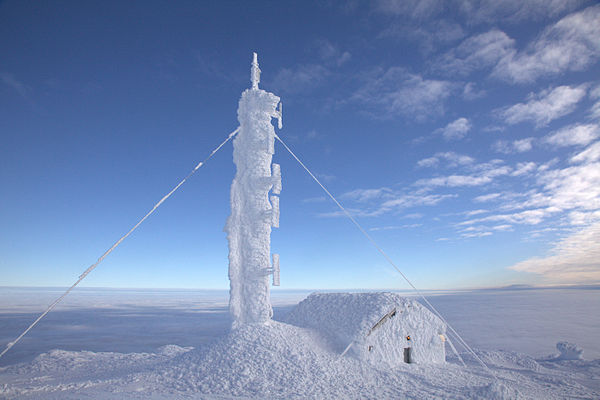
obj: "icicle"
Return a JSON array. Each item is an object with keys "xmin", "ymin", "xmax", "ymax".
[
  {"xmin": 276, "ymin": 102, "xmax": 283, "ymax": 129},
  {"xmin": 272, "ymin": 163, "xmax": 282, "ymax": 195},
  {"xmin": 272, "ymin": 253, "xmax": 280, "ymax": 286},
  {"xmin": 270, "ymin": 195, "xmax": 280, "ymax": 228},
  {"xmin": 268, "ymin": 131, "xmax": 275, "ymax": 154}
]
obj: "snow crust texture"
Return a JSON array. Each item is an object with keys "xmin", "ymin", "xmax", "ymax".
[
  {"xmin": 1, "ymin": 320, "xmax": 598, "ymax": 399},
  {"xmin": 285, "ymin": 292, "xmax": 446, "ymax": 365},
  {"xmin": 225, "ymin": 87, "xmax": 282, "ymax": 326}
]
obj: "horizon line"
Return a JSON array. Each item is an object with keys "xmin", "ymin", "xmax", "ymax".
[{"xmin": 1, "ymin": 284, "xmax": 598, "ymax": 291}]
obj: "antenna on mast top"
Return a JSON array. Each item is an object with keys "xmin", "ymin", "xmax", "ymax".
[{"xmin": 251, "ymin": 52, "xmax": 261, "ymax": 89}]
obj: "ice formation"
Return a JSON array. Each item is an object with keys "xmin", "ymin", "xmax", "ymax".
[
  {"xmin": 556, "ymin": 341, "xmax": 584, "ymax": 360},
  {"xmin": 285, "ymin": 292, "xmax": 447, "ymax": 365},
  {"xmin": 225, "ymin": 53, "xmax": 283, "ymax": 326}
]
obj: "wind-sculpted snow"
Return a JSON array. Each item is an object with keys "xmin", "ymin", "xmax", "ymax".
[
  {"xmin": 556, "ymin": 341, "xmax": 584, "ymax": 360},
  {"xmin": 1, "ymin": 288, "xmax": 599, "ymax": 398},
  {"xmin": 1, "ymin": 321, "xmax": 598, "ymax": 399}
]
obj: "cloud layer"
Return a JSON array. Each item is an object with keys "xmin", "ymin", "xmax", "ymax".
[
  {"xmin": 509, "ymin": 221, "xmax": 600, "ymax": 283},
  {"xmin": 499, "ymin": 85, "xmax": 587, "ymax": 127},
  {"xmin": 352, "ymin": 68, "xmax": 455, "ymax": 119}
]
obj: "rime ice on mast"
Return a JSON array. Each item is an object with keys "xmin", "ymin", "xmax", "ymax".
[
  {"xmin": 251, "ymin": 52, "xmax": 260, "ymax": 89},
  {"xmin": 225, "ymin": 53, "xmax": 282, "ymax": 326}
]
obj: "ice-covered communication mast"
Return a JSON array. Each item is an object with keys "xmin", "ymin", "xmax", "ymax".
[{"xmin": 225, "ymin": 53, "xmax": 282, "ymax": 326}]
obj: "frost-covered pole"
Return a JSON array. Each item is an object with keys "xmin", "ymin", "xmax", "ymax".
[{"xmin": 225, "ymin": 53, "xmax": 282, "ymax": 326}]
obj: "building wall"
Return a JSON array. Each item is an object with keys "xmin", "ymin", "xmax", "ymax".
[{"xmin": 357, "ymin": 301, "xmax": 446, "ymax": 366}]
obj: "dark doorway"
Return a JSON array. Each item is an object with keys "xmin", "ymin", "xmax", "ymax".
[{"xmin": 404, "ymin": 347, "xmax": 411, "ymax": 363}]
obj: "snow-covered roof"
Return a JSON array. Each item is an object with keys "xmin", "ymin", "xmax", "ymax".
[{"xmin": 285, "ymin": 292, "xmax": 443, "ymax": 349}]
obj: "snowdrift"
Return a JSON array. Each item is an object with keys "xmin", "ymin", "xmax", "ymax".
[{"xmin": 2, "ymin": 320, "xmax": 599, "ymax": 399}]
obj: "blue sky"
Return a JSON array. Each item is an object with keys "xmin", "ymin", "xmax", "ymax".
[{"xmin": 1, "ymin": 1, "xmax": 599, "ymax": 290}]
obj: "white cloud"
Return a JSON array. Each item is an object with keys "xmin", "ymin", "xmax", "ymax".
[
  {"xmin": 571, "ymin": 141, "xmax": 600, "ymax": 163},
  {"xmin": 315, "ymin": 40, "xmax": 351, "ymax": 67},
  {"xmin": 0, "ymin": 72, "xmax": 31, "ymax": 99},
  {"xmin": 319, "ymin": 208, "xmax": 370, "ymax": 218},
  {"xmin": 456, "ymin": 222, "xmax": 511, "ymax": 238},
  {"xmin": 449, "ymin": 140, "xmax": 600, "ymax": 243},
  {"xmin": 417, "ymin": 159, "xmax": 511, "ymax": 188},
  {"xmin": 538, "ymin": 162, "xmax": 600, "ymax": 211},
  {"xmin": 323, "ymin": 188, "xmax": 457, "ymax": 218},
  {"xmin": 465, "ymin": 209, "xmax": 488, "ymax": 216},
  {"xmin": 492, "ymin": 140, "xmax": 511, "ymax": 153},
  {"xmin": 270, "ymin": 41, "xmax": 349, "ymax": 94},
  {"xmin": 494, "ymin": 138, "xmax": 535, "ymax": 153},
  {"xmin": 417, "ymin": 166, "xmax": 511, "ymax": 187},
  {"xmin": 271, "ymin": 64, "xmax": 330, "ymax": 93},
  {"xmin": 352, "ymin": 67, "xmax": 455, "ymax": 120},
  {"xmin": 569, "ymin": 210, "xmax": 600, "ymax": 225},
  {"xmin": 537, "ymin": 158, "xmax": 560, "ymax": 172},
  {"xmin": 462, "ymin": 82, "xmax": 486, "ymax": 100},
  {"xmin": 417, "ymin": 151, "xmax": 475, "ymax": 168},
  {"xmin": 380, "ymin": 193, "xmax": 457, "ymax": 211},
  {"xmin": 370, "ymin": 223, "xmax": 422, "ymax": 231},
  {"xmin": 416, "ymin": 157, "xmax": 439, "ymax": 168},
  {"xmin": 499, "ymin": 85, "xmax": 587, "ymax": 127},
  {"xmin": 489, "ymin": 157, "xmax": 600, "ymax": 215},
  {"xmin": 462, "ymin": 231, "xmax": 493, "ymax": 238},
  {"xmin": 512, "ymin": 161, "xmax": 537, "ymax": 176},
  {"xmin": 587, "ymin": 87, "xmax": 600, "ymax": 120},
  {"xmin": 376, "ymin": 0, "xmax": 585, "ymax": 22},
  {"xmin": 474, "ymin": 193, "xmax": 501, "ymax": 202},
  {"xmin": 316, "ymin": 173, "xmax": 336, "ymax": 182},
  {"xmin": 460, "ymin": 207, "xmax": 561, "ymax": 226},
  {"xmin": 437, "ymin": 117, "xmax": 472, "ymax": 140},
  {"xmin": 467, "ymin": 158, "xmax": 505, "ymax": 172},
  {"xmin": 375, "ymin": 0, "xmax": 443, "ymax": 19},
  {"xmin": 490, "ymin": 141, "xmax": 600, "ymax": 283},
  {"xmin": 456, "ymin": 0, "xmax": 587, "ymax": 24},
  {"xmin": 544, "ymin": 124, "xmax": 600, "ymax": 147},
  {"xmin": 418, "ymin": 175, "xmax": 492, "ymax": 187},
  {"xmin": 379, "ymin": 19, "xmax": 465, "ymax": 54},
  {"xmin": 431, "ymin": 5, "xmax": 599, "ymax": 82},
  {"xmin": 342, "ymin": 188, "xmax": 393, "ymax": 203},
  {"xmin": 508, "ymin": 221, "xmax": 600, "ymax": 284},
  {"xmin": 403, "ymin": 213, "xmax": 424, "ymax": 219},
  {"xmin": 590, "ymin": 101, "xmax": 600, "ymax": 120},
  {"xmin": 436, "ymin": 30, "xmax": 515, "ymax": 76},
  {"xmin": 302, "ymin": 196, "xmax": 327, "ymax": 203},
  {"xmin": 514, "ymin": 138, "xmax": 535, "ymax": 152},
  {"xmin": 492, "ymin": 5, "xmax": 600, "ymax": 83}
]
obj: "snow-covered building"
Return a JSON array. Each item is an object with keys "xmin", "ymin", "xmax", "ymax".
[{"xmin": 285, "ymin": 292, "xmax": 446, "ymax": 366}]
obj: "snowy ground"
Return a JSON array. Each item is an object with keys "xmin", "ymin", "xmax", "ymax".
[{"xmin": 0, "ymin": 287, "xmax": 598, "ymax": 399}]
